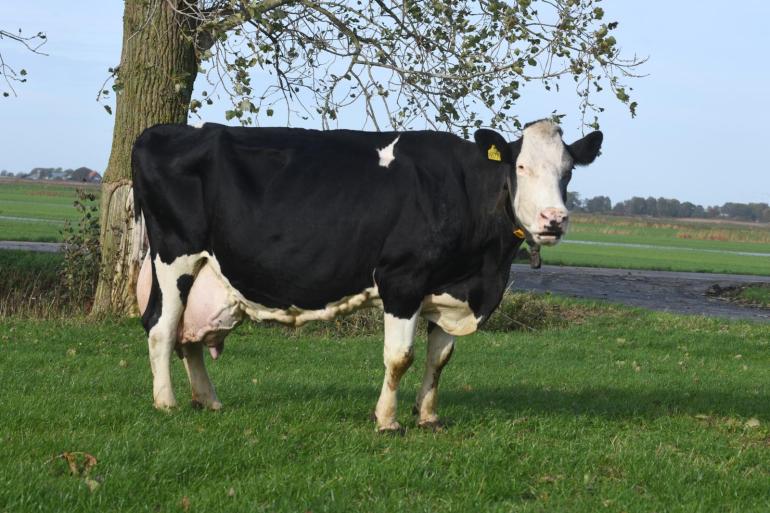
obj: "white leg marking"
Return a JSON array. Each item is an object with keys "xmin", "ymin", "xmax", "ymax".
[
  {"xmin": 148, "ymin": 253, "xmax": 205, "ymax": 409},
  {"xmin": 374, "ymin": 311, "xmax": 418, "ymax": 431},
  {"xmin": 377, "ymin": 136, "xmax": 400, "ymax": 168},
  {"xmin": 182, "ymin": 342, "xmax": 222, "ymax": 410},
  {"xmin": 415, "ymin": 325, "xmax": 455, "ymax": 427}
]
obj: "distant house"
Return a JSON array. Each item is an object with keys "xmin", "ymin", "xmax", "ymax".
[{"xmin": 19, "ymin": 166, "xmax": 102, "ymax": 183}]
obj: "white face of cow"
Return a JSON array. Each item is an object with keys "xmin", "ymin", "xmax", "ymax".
[{"xmin": 511, "ymin": 120, "xmax": 603, "ymax": 246}]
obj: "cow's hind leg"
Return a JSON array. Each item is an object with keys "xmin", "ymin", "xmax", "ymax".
[
  {"xmin": 146, "ymin": 253, "xmax": 202, "ymax": 409},
  {"xmin": 181, "ymin": 342, "xmax": 221, "ymax": 410},
  {"xmin": 413, "ymin": 322, "xmax": 455, "ymax": 429},
  {"xmin": 374, "ymin": 311, "xmax": 419, "ymax": 432}
]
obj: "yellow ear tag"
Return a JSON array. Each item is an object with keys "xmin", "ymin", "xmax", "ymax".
[
  {"xmin": 487, "ymin": 144, "xmax": 502, "ymax": 161},
  {"xmin": 513, "ymin": 228, "xmax": 525, "ymax": 239}
]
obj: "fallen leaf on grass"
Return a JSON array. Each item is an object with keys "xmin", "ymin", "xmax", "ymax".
[
  {"xmin": 47, "ymin": 452, "xmax": 101, "ymax": 493},
  {"xmin": 59, "ymin": 452, "xmax": 97, "ymax": 477},
  {"xmin": 227, "ymin": 487, "xmax": 236, "ymax": 497},
  {"xmin": 181, "ymin": 496, "xmax": 191, "ymax": 512}
]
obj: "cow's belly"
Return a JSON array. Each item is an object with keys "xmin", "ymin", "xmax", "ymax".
[
  {"xmin": 202, "ymin": 255, "xmax": 382, "ymax": 326},
  {"xmin": 137, "ymin": 253, "xmax": 481, "ymax": 340}
]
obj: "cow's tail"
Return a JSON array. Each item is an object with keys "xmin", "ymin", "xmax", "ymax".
[
  {"xmin": 129, "ymin": 137, "xmax": 150, "ymax": 264},
  {"xmin": 128, "ymin": 188, "xmax": 149, "ymax": 265}
]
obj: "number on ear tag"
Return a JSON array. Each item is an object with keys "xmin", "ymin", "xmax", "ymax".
[{"xmin": 487, "ymin": 145, "xmax": 502, "ymax": 161}]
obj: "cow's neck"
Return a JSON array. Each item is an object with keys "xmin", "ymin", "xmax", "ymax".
[{"xmin": 463, "ymin": 160, "xmax": 522, "ymax": 249}]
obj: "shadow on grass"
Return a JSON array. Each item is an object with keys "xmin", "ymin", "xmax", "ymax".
[
  {"xmin": 442, "ymin": 384, "xmax": 770, "ymax": 421},
  {"xmin": 224, "ymin": 382, "xmax": 770, "ymax": 422}
]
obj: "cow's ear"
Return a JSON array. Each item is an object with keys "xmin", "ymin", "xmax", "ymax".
[
  {"xmin": 474, "ymin": 129, "xmax": 513, "ymax": 164},
  {"xmin": 568, "ymin": 131, "xmax": 603, "ymax": 165}
]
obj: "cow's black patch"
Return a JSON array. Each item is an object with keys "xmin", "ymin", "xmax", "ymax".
[
  {"xmin": 177, "ymin": 274, "xmax": 194, "ymax": 307},
  {"xmin": 131, "ymin": 123, "xmax": 589, "ymax": 327}
]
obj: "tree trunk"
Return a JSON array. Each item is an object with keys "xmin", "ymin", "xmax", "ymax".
[{"xmin": 92, "ymin": 0, "xmax": 198, "ymax": 316}]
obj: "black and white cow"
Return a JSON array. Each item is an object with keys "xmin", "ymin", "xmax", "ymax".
[{"xmin": 133, "ymin": 120, "xmax": 602, "ymax": 431}]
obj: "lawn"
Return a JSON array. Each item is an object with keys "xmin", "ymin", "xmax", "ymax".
[
  {"xmin": 537, "ymin": 214, "xmax": 770, "ymax": 276},
  {"xmin": 740, "ymin": 285, "xmax": 770, "ymax": 307},
  {"xmin": 0, "ymin": 180, "xmax": 99, "ymax": 242},
  {"xmin": 2, "ymin": 303, "xmax": 770, "ymax": 512},
  {"xmin": 543, "ymin": 240, "xmax": 770, "ymax": 276}
]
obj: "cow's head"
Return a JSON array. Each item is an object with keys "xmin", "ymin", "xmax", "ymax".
[{"xmin": 475, "ymin": 120, "xmax": 603, "ymax": 245}]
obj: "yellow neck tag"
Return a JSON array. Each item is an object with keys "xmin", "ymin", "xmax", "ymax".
[
  {"xmin": 513, "ymin": 228, "xmax": 525, "ymax": 239},
  {"xmin": 487, "ymin": 145, "xmax": 502, "ymax": 161}
]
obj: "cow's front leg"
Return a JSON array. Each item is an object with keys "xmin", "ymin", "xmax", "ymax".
[
  {"xmin": 414, "ymin": 322, "xmax": 455, "ymax": 429},
  {"xmin": 374, "ymin": 311, "xmax": 419, "ymax": 432},
  {"xmin": 181, "ymin": 342, "xmax": 222, "ymax": 410}
]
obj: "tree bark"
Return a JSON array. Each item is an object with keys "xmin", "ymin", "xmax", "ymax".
[{"xmin": 92, "ymin": 0, "xmax": 198, "ymax": 316}]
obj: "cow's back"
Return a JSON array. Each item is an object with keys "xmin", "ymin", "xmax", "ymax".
[{"xmin": 132, "ymin": 124, "xmax": 478, "ymax": 312}]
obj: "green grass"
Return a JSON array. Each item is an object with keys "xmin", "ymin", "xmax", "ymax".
[
  {"xmin": 0, "ymin": 181, "xmax": 99, "ymax": 242},
  {"xmin": 532, "ymin": 213, "xmax": 770, "ymax": 276},
  {"xmin": 2, "ymin": 303, "xmax": 770, "ymax": 512},
  {"xmin": 0, "ymin": 250, "xmax": 72, "ymax": 317},
  {"xmin": 739, "ymin": 285, "xmax": 770, "ymax": 307},
  {"xmin": 569, "ymin": 214, "xmax": 770, "ymax": 251},
  {"xmin": 544, "ymin": 240, "xmax": 770, "ymax": 275}
]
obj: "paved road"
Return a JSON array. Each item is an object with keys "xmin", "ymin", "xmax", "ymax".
[
  {"xmin": 0, "ymin": 240, "xmax": 64, "ymax": 253},
  {"xmin": 510, "ymin": 264, "xmax": 770, "ymax": 321},
  {"xmin": 2, "ymin": 241, "xmax": 769, "ymax": 321}
]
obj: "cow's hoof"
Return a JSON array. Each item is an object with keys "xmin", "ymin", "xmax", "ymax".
[
  {"xmin": 153, "ymin": 400, "xmax": 178, "ymax": 411},
  {"xmin": 191, "ymin": 398, "xmax": 222, "ymax": 411},
  {"xmin": 377, "ymin": 421, "xmax": 406, "ymax": 435},
  {"xmin": 417, "ymin": 419, "xmax": 447, "ymax": 432}
]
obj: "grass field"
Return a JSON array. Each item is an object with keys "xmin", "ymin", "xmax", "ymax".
[
  {"xmin": 541, "ymin": 214, "xmax": 770, "ymax": 276},
  {"xmin": 2, "ymin": 303, "xmax": 770, "ymax": 512},
  {"xmin": 0, "ymin": 180, "xmax": 99, "ymax": 242}
]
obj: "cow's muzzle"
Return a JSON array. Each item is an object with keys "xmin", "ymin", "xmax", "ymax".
[{"xmin": 534, "ymin": 208, "xmax": 569, "ymax": 245}]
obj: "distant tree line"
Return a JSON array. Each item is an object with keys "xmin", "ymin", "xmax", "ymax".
[
  {"xmin": 567, "ymin": 192, "xmax": 770, "ymax": 222},
  {"xmin": 0, "ymin": 167, "xmax": 101, "ymax": 182}
]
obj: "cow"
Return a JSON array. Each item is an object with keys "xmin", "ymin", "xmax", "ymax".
[{"xmin": 133, "ymin": 119, "xmax": 603, "ymax": 431}]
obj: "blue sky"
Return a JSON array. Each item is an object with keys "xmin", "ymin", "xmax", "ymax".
[{"xmin": 2, "ymin": 1, "xmax": 769, "ymax": 206}]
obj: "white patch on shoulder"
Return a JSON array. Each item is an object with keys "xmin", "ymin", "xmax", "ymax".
[
  {"xmin": 420, "ymin": 293, "xmax": 481, "ymax": 336},
  {"xmin": 377, "ymin": 136, "xmax": 400, "ymax": 168},
  {"xmin": 204, "ymin": 255, "xmax": 381, "ymax": 326}
]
